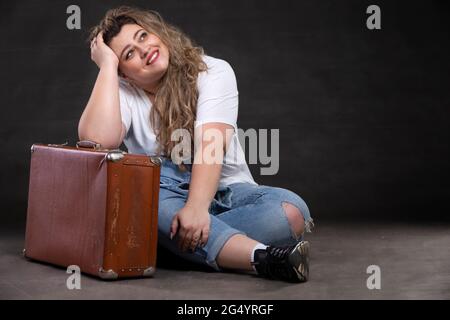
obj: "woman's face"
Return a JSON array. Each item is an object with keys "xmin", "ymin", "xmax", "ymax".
[{"xmin": 109, "ymin": 23, "xmax": 169, "ymax": 92}]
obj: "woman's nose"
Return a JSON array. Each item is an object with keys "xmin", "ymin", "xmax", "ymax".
[{"xmin": 136, "ymin": 46, "xmax": 149, "ymax": 59}]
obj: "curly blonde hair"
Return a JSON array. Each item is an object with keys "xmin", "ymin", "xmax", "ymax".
[{"xmin": 88, "ymin": 6, "xmax": 207, "ymax": 170}]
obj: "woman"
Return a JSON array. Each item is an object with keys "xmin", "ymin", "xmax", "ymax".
[{"xmin": 79, "ymin": 6, "xmax": 314, "ymax": 282}]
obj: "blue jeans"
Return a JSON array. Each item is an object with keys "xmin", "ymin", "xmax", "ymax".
[{"xmin": 157, "ymin": 158, "xmax": 314, "ymax": 270}]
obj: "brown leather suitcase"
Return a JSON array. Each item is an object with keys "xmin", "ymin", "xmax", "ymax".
[{"xmin": 24, "ymin": 141, "xmax": 161, "ymax": 279}]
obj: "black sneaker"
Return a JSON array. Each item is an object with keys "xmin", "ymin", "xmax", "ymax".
[{"xmin": 252, "ymin": 241, "xmax": 310, "ymax": 283}]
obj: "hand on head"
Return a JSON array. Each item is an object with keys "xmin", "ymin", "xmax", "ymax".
[{"xmin": 90, "ymin": 31, "xmax": 119, "ymax": 69}]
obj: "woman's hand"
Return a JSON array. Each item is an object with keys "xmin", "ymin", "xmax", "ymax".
[
  {"xmin": 170, "ymin": 203, "xmax": 211, "ymax": 252},
  {"xmin": 90, "ymin": 31, "xmax": 119, "ymax": 69}
]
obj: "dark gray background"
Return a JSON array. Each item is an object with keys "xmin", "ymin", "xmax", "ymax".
[{"xmin": 1, "ymin": 0, "xmax": 449, "ymax": 229}]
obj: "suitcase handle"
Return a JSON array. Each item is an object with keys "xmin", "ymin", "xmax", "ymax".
[{"xmin": 76, "ymin": 140, "xmax": 101, "ymax": 150}]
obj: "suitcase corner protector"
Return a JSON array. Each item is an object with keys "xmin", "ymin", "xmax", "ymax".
[
  {"xmin": 149, "ymin": 156, "xmax": 162, "ymax": 166},
  {"xmin": 143, "ymin": 266, "xmax": 156, "ymax": 277},
  {"xmin": 22, "ymin": 248, "xmax": 32, "ymax": 261},
  {"xmin": 98, "ymin": 268, "xmax": 119, "ymax": 280}
]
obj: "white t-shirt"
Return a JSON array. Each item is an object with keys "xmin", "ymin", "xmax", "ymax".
[{"xmin": 118, "ymin": 55, "xmax": 257, "ymax": 187}]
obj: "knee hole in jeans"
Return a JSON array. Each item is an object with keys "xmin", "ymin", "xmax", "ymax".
[{"xmin": 282, "ymin": 201, "xmax": 305, "ymax": 238}]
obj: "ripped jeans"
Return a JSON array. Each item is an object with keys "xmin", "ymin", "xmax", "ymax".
[{"xmin": 157, "ymin": 158, "xmax": 314, "ymax": 270}]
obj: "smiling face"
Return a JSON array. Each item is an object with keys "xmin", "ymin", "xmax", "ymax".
[{"xmin": 109, "ymin": 23, "xmax": 170, "ymax": 93}]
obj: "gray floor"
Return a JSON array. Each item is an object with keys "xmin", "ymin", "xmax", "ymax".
[{"xmin": 1, "ymin": 222, "xmax": 449, "ymax": 300}]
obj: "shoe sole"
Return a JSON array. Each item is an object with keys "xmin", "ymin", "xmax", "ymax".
[{"xmin": 289, "ymin": 241, "xmax": 310, "ymax": 282}]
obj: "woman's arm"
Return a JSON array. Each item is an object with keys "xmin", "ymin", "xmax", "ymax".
[
  {"xmin": 171, "ymin": 122, "xmax": 234, "ymax": 251},
  {"xmin": 78, "ymin": 32, "xmax": 125, "ymax": 149},
  {"xmin": 188, "ymin": 122, "xmax": 234, "ymax": 208}
]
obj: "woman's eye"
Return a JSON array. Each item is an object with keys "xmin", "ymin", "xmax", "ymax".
[
  {"xmin": 140, "ymin": 32, "xmax": 147, "ymax": 40},
  {"xmin": 126, "ymin": 49, "xmax": 134, "ymax": 60}
]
